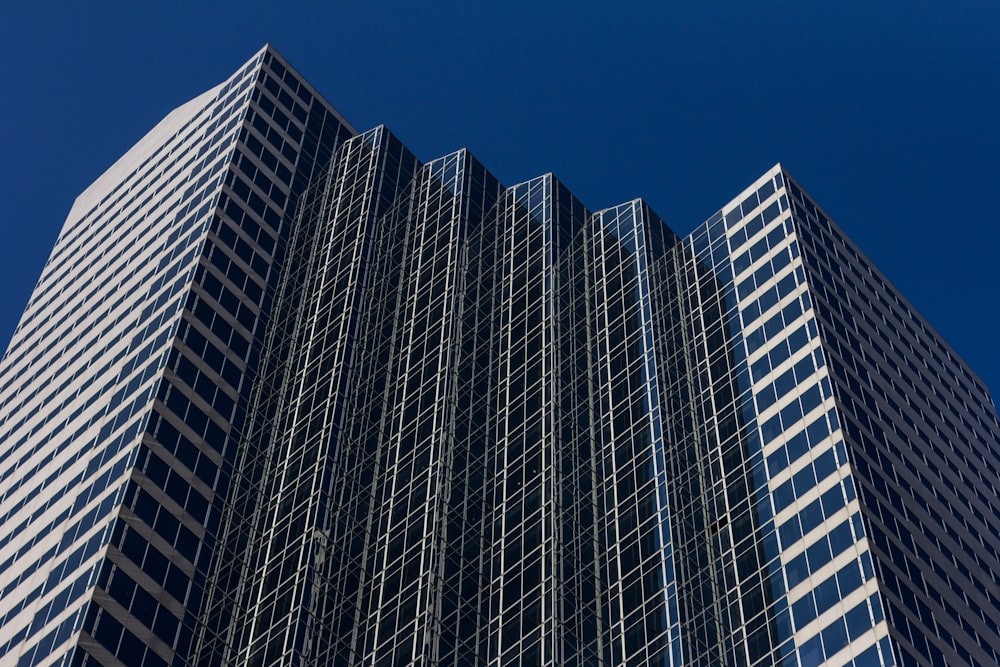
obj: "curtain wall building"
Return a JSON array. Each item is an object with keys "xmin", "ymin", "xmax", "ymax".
[{"xmin": 1, "ymin": 46, "xmax": 998, "ymax": 667}]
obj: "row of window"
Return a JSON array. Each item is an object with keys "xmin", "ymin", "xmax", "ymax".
[
  {"xmin": 797, "ymin": 594, "xmax": 883, "ymax": 665},
  {"xmin": 0, "ymin": 195, "xmax": 207, "ymax": 427},
  {"xmin": 0, "ymin": 528, "xmax": 105, "ymax": 649},
  {"xmin": 11, "ymin": 98, "xmax": 242, "ymax": 366},
  {"xmin": 0, "ymin": 414, "xmax": 140, "ymax": 597},
  {"xmin": 37, "ymin": 72, "xmax": 251, "ymax": 287}
]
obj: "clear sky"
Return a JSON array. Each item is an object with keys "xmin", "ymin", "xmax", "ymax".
[{"xmin": 1, "ymin": 2, "xmax": 997, "ymax": 394}]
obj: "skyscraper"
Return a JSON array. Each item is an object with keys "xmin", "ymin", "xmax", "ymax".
[
  {"xmin": 666, "ymin": 171, "xmax": 1000, "ymax": 667},
  {"xmin": 1, "ymin": 46, "xmax": 998, "ymax": 667},
  {"xmin": 0, "ymin": 46, "xmax": 354, "ymax": 666}
]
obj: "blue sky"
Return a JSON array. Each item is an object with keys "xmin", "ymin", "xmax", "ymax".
[{"xmin": 1, "ymin": 2, "xmax": 997, "ymax": 393}]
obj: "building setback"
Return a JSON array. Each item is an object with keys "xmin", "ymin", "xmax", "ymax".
[{"xmin": 1, "ymin": 46, "xmax": 998, "ymax": 667}]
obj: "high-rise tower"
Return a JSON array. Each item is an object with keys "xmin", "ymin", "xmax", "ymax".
[
  {"xmin": 656, "ymin": 166, "xmax": 1000, "ymax": 666},
  {"xmin": 0, "ymin": 46, "xmax": 353, "ymax": 666},
  {"xmin": 1, "ymin": 47, "xmax": 998, "ymax": 667}
]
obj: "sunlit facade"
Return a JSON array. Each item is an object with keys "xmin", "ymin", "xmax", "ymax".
[{"xmin": 1, "ymin": 47, "xmax": 998, "ymax": 667}]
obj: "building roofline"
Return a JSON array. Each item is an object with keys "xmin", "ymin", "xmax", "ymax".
[{"xmin": 260, "ymin": 44, "xmax": 358, "ymax": 136}]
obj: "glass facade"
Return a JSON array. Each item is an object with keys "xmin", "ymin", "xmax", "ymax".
[{"xmin": 2, "ymin": 49, "xmax": 998, "ymax": 667}]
